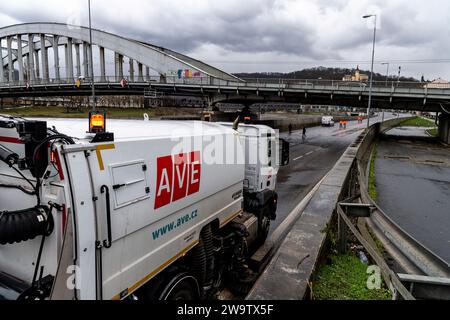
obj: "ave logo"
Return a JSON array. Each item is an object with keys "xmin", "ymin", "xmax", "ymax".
[{"xmin": 155, "ymin": 151, "xmax": 201, "ymax": 209}]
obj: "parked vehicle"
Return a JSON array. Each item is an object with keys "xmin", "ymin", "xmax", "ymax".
[{"xmin": 321, "ymin": 116, "xmax": 335, "ymax": 126}]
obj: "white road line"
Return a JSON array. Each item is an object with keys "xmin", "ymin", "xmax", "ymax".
[{"xmin": 294, "ymin": 150, "xmax": 316, "ymax": 161}]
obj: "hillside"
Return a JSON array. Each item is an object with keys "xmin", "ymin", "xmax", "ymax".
[{"xmin": 233, "ymin": 67, "xmax": 419, "ymax": 82}]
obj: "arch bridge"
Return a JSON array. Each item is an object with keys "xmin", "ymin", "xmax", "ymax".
[
  {"xmin": 0, "ymin": 22, "xmax": 449, "ymax": 114},
  {"xmin": 0, "ymin": 22, "xmax": 240, "ymax": 86}
]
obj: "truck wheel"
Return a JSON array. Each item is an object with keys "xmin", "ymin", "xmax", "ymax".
[
  {"xmin": 257, "ymin": 206, "xmax": 271, "ymax": 244},
  {"xmin": 159, "ymin": 273, "xmax": 200, "ymax": 300}
]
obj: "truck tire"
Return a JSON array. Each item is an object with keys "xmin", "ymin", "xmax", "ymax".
[
  {"xmin": 159, "ymin": 273, "xmax": 200, "ymax": 300},
  {"xmin": 257, "ymin": 206, "xmax": 271, "ymax": 245}
]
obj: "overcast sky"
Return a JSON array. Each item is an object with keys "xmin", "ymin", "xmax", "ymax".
[{"xmin": 1, "ymin": 0, "xmax": 449, "ymax": 80}]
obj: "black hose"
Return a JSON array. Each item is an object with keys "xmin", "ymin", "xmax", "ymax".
[
  {"xmin": 31, "ymin": 134, "xmax": 75, "ymax": 205},
  {"xmin": 190, "ymin": 239, "xmax": 207, "ymax": 289},
  {"xmin": 189, "ymin": 225, "xmax": 215, "ymax": 292},
  {"xmin": 0, "ymin": 206, "xmax": 53, "ymax": 245},
  {"xmin": 201, "ymin": 225, "xmax": 215, "ymax": 287}
]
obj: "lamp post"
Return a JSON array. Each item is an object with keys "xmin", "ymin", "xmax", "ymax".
[
  {"xmin": 381, "ymin": 62, "xmax": 389, "ymax": 122},
  {"xmin": 363, "ymin": 14, "xmax": 377, "ymax": 129},
  {"xmin": 88, "ymin": 0, "xmax": 96, "ymax": 111}
]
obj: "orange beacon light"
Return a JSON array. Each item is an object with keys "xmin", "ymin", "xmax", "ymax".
[{"xmin": 89, "ymin": 111, "xmax": 106, "ymax": 133}]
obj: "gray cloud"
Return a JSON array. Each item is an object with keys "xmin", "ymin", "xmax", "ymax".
[{"xmin": 1, "ymin": 0, "xmax": 449, "ymax": 79}]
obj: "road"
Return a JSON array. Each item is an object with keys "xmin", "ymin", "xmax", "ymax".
[
  {"xmin": 272, "ymin": 112, "xmax": 400, "ymax": 233},
  {"xmin": 375, "ymin": 129, "xmax": 450, "ymax": 263}
]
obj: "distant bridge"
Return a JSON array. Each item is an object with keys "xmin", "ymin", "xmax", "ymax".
[{"xmin": 1, "ymin": 23, "xmax": 449, "ymax": 112}]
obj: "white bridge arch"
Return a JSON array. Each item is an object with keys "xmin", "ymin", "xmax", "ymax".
[{"xmin": 0, "ymin": 22, "xmax": 240, "ymax": 84}]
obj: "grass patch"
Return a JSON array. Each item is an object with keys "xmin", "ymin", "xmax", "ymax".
[
  {"xmin": 0, "ymin": 106, "xmax": 203, "ymax": 119},
  {"xmin": 368, "ymin": 143, "xmax": 378, "ymax": 201},
  {"xmin": 313, "ymin": 253, "xmax": 392, "ymax": 300},
  {"xmin": 398, "ymin": 116, "xmax": 435, "ymax": 128},
  {"xmin": 0, "ymin": 106, "xmax": 158, "ymax": 119},
  {"xmin": 427, "ymin": 128, "xmax": 438, "ymax": 137}
]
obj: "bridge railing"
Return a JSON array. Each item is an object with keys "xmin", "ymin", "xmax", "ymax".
[
  {"xmin": 238, "ymin": 78, "xmax": 446, "ymax": 90},
  {"xmin": 0, "ymin": 75, "xmax": 229, "ymax": 87},
  {"xmin": 1, "ymin": 75, "xmax": 449, "ymax": 93}
]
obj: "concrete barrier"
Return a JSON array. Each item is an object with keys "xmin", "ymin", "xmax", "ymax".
[
  {"xmin": 438, "ymin": 114, "xmax": 450, "ymax": 144},
  {"xmin": 204, "ymin": 110, "xmax": 367, "ymax": 132}
]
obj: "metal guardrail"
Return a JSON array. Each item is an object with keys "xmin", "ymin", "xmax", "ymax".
[
  {"xmin": 356, "ymin": 120, "xmax": 450, "ymax": 278},
  {"xmin": 336, "ymin": 202, "xmax": 415, "ymax": 300},
  {"xmin": 336, "ymin": 118, "xmax": 450, "ymax": 299}
]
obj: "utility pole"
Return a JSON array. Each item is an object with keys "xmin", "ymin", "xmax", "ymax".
[
  {"xmin": 88, "ymin": 0, "xmax": 96, "ymax": 111},
  {"xmin": 363, "ymin": 14, "xmax": 377, "ymax": 129},
  {"xmin": 397, "ymin": 66, "xmax": 402, "ymax": 87},
  {"xmin": 381, "ymin": 62, "xmax": 389, "ymax": 122}
]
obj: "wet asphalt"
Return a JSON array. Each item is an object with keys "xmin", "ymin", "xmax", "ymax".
[
  {"xmin": 375, "ymin": 130, "xmax": 450, "ymax": 263},
  {"xmin": 272, "ymin": 112, "xmax": 400, "ymax": 233}
]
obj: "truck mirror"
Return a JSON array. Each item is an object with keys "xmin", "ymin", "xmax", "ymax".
[{"xmin": 279, "ymin": 138, "xmax": 289, "ymax": 166}]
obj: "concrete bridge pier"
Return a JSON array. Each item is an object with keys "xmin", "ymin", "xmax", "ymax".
[
  {"xmin": 65, "ymin": 38, "xmax": 73, "ymax": 81},
  {"xmin": 53, "ymin": 35, "xmax": 60, "ymax": 81},
  {"xmin": 115, "ymin": 52, "xmax": 123, "ymax": 81},
  {"xmin": 137, "ymin": 63, "xmax": 143, "ymax": 82},
  {"xmin": 6, "ymin": 36, "xmax": 13, "ymax": 81},
  {"xmin": 83, "ymin": 41, "xmax": 89, "ymax": 78},
  {"xmin": 99, "ymin": 46, "xmax": 106, "ymax": 81},
  {"xmin": 34, "ymin": 50, "xmax": 40, "ymax": 79},
  {"xmin": 40, "ymin": 34, "xmax": 49, "ymax": 81},
  {"xmin": 0, "ymin": 39, "xmax": 4, "ymax": 82},
  {"xmin": 75, "ymin": 42, "xmax": 81, "ymax": 78},
  {"xmin": 17, "ymin": 35, "xmax": 24, "ymax": 82},
  {"xmin": 27, "ymin": 34, "xmax": 35, "ymax": 81},
  {"xmin": 438, "ymin": 113, "xmax": 450, "ymax": 144},
  {"xmin": 129, "ymin": 58, "xmax": 134, "ymax": 81},
  {"xmin": 145, "ymin": 66, "xmax": 150, "ymax": 81}
]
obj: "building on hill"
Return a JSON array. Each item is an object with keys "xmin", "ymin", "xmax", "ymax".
[
  {"xmin": 342, "ymin": 66, "xmax": 369, "ymax": 82},
  {"xmin": 424, "ymin": 78, "xmax": 450, "ymax": 89}
]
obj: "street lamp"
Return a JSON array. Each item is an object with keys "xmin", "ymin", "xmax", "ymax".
[
  {"xmin": 88, "ymin": 0, "xmax": 96, "ymax": 112},
  {"xmin": 397, "ymin": 65, "xmax": 402, "ymax": 86},
  {"xmin": 363, "ymin": 14, "xmax": 377, "ymax": 129},
  {"xmin": 381, "ymin": 62, "xmax": 389, "ymax": 122}
]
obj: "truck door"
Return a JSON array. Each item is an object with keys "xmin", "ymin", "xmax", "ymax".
[
  {"xmin": 82, "ymin": 141, "xmax": 154, "ymax": 300},
  {"xmin": 60, "ymin": 146, "xmax": 98, "ymax": 300}
]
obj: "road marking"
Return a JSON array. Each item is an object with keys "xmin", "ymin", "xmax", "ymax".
[{"xmin": 294, "ymin": 149, "xmax": 317, "ymax": 161}]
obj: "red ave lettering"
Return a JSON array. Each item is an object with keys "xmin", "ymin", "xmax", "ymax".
[{"xmin": 154, "ymin": 151, "xmax": 201, "ymax": 209}]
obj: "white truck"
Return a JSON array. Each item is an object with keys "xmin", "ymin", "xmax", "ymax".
[
  {"xmin": 321, "ymin": 116, "xmax": 335, "ymax": 127},
  {"xmin": 0, "ymin": 114, "xmax": 288, "ymax": 300}
]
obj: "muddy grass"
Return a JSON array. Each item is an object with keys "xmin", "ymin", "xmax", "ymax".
[
  {"xmin": 368, "ymin": 143, "xmax": 378, "ymax": 201},
  {"xmin": 0, "ymin": 106, "xmax": 203, "ymax": 119},
  {"xmin": 313, "ymin": 253, "xmax": 392, "ymax": 300},
  {"xmin": 398, "ymin": 116, "xmax": 436, "ymax": 128}
]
